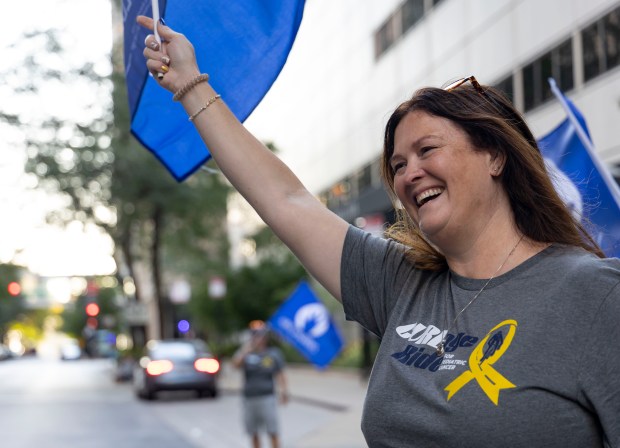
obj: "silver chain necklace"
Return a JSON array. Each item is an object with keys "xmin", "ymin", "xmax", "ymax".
[{"xmin": 435, "ymin": 234, "xmax": 525, "ymax": 357}]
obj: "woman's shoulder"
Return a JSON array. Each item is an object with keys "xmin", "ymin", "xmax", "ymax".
[
  {"xmin": 545, "ymin": 243, "xmax": 620, "ymax": 281},
  {"xmin": 344, "ymin": 224, "xmax": 409, "ymax": 255}
]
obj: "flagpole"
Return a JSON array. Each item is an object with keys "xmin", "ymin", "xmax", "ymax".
[
  {"xmin": 548, "ymin": 78, "xmax": 620, "ymax": 208},
  {"xmin": 151, "ymin": 0, "xmax": 161, "ymax": 44}
]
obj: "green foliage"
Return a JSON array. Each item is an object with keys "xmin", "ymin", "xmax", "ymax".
[
  {"xmin": 188, "ymin": 225, "xmax": 307, "ymax": 337},
  {"xmin": 8, "ymin": 320, "xmax": 43, "ymax": 346},
  {"xmin": 329, "ymin": 341, "xmax": 373, "ymax": 368},
  {"xmin": 97, "ymin": 287, "xmax": 118, "ymax": 316},
  {"xmin": 3, "ymin": 28, "xmax": 115, "ymax": 230},
  {"xmin": 6, "ymin": 310, "xmax": 48, "ymax": 352},
  {"xmin": 60, "ymin": 285, "xmax": 122, "ymax": 338},
  {"xmin": 227, "ymin": 255, "xmax": 307, "ymax": 324},
  {"xmin": 0, "ymin": 264, "xmax": 22, "ymax": 300},
  {"xmin": 59, "ymin": 300, "xmax": 88, "ymax": 339},
  {"xmin": 205, "ymin": 338, "xmax": 240, "ymax": 359},
  {"xmin": 0, "ymin": 264, "xmax": 26, "ymax": 337}
]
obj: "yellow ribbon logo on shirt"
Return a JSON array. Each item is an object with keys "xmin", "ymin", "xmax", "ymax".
[{"xmin": 444, "ymin": 319, "xmax": 517, "ymax": 405}]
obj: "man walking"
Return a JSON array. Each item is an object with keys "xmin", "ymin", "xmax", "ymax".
[{"xmin": 232, "ymin": 321, "xmax": 289, "ymax": 448}]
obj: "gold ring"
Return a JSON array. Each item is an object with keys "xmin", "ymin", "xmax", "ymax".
[{"xmin": 161, "ymin": 65, "xmax": 169, "ymax": 73}]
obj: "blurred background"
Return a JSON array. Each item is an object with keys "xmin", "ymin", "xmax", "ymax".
[{"xmin": 1, "ymin": 0, "xmax": 619, "ymax": 446}]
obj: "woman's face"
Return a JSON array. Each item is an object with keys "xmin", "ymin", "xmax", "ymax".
[{"xmin": 390, "ymin": 110, "xmax": 504, "ymax": 246}]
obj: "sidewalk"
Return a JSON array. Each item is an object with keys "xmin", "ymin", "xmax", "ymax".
[{"xmin": 218, "ymin": 362, "xmax": 369, "ymax": 448}]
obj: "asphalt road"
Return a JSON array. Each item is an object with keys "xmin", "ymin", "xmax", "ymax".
[{"xmin": 0, "ymin": 355, "xmax": 359, "ymax": 448}]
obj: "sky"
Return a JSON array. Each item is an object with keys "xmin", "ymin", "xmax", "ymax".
[{"xmin": 2, "ymin": 0, "xmax": 116, "ymax": 277}]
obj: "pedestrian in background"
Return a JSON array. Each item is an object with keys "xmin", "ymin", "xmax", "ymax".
[{"xmin": 232, "ymin": 322, "xmax": 288, "ymax": 448}]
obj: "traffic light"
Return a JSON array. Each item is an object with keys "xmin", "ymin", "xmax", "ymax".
[
  {"xmin": 85, "ymin": 303, "xmax": 100, "ymax": 317},
  {"xmin": 7, "ymin": 281, "xmax": 21, "ymax": 297}
]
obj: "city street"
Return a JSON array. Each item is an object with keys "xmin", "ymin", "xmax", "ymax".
[{"xmin": 0, "ymin": 356, "xmax": 368, "ymax": 448}]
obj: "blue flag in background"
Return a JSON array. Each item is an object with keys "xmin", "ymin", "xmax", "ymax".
[
  {"xmin": 539, "ymin": 79, "xmax": 620, "ymax": 257},
  {"xmin": 269, "ymin": 281, "xmax": 343, "ymax": 369},
  {"xmin": 122, "ymin": 0, "xmax": 306, "ymax": 181}
]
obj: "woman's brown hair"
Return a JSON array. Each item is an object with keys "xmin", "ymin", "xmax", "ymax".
[{"xmin": 381, "ymin": 82, "xmax": 604, "ymax": 270}]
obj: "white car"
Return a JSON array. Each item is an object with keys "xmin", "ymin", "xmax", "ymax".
[{"xmin": 60, "ymin": 339, "xmax": 82, "ymax": 361}]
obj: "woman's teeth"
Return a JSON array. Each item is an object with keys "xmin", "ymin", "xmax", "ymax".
[{"xmin": 416, "ymin": 188, "xmax": 444, "ymax": 206}]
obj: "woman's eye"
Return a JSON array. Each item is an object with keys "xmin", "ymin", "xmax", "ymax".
[
  {"xmin": 420, "ymin": 146, "xmax": 435, "ymax": 155},
  {"xmin": 392, "ymin": 162, "xmax": 405, "ymax": 173}
]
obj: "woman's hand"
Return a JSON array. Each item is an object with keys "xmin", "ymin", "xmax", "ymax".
[{"xmin": 136, "ymin": 15, "xmax": 201, "ymax": 93}]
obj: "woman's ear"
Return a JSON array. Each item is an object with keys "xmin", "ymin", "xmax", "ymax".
[{"xmin": 490, "ymin": 151, "xmax": 506, "ymax": 176}]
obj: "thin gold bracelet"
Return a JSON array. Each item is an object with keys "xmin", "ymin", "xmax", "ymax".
[
  {"xmin": 173, "ymin": 73, "xmax": 210, "ymax": 102},
  {"xmin": 188, "ymin": 94, "xmax": 221, "ymax": 122}
]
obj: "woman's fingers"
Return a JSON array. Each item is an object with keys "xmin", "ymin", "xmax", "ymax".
[
  {"xmin": 137, "ymin": 15, "xmax": 200, "ymax": 90},
  {"xmin": 145, "ymin": 59, "xmax": 163, "ymax": 75},
  {"xmin": 144, "ymin": 35, "xmax": 160, "ymax": 51},
  {"xmin": 137, "ymin": 15, "xmax": 178, "ymax": 40},
  {"xmin": 136, "ymin": 15, "xmax": 155, "ymax": 31},
  {"xmin": 143, "ymin": 34, "xmax": 163, "ymax": 55}
]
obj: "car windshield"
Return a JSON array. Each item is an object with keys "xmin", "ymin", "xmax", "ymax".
[{"xmin": 150, "ymin": 342, "xmax": 196, "ymax": 360}]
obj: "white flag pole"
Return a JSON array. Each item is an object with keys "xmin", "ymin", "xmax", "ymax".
[
  {"xmin": 548, "ymin": 78, "xmax": 620, "ymax": 207},
  {"xmin": 152, "ymin": 0, "xmax": 161, "ymax": 44}
]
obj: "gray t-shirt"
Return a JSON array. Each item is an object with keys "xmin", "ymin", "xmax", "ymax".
[
  {"xmin": 241, "ymin": 347, "xmax": 284, "ymax": 398},
  {"xmin": 341, "ymin": 226, "xmax": 620, "ymax": 448}
]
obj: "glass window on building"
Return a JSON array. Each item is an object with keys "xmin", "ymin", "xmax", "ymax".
[
  {"xmin": 582, "ymin": 20, "xmax": 604, "ymax": 81},
  {"xmin": 557, "ymin": 39, "xmax": 574, "ymax": 92},
  {"xmin": 523, "ymin": 59, "xmax": 539, "ymax": 111},
  {"xmin": 494, "ymin": 75, "xmax": 514, "ymax": 103},
  {"xmin": 540, "ymin": 50, "xmax": 554, "ymax": 104},
  {"xmin": 583, "ymin": 6, "xmax": 620, "ymax": 82},
  {"xmin": 375, "ymin": 16, "xmax": 396, "ymax": 59},
  {"xmin": 604, "ymin": 7, "xmax": 620, "ymax": 72},
  {"xmin": 523, "ymin": 38, "xmax": 573, "ymax": 111},
  {"xmin": 402, "ymin": 0, "xmax": 425, "ymax": 34}
]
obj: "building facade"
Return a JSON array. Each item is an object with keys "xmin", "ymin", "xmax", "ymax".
[{"xmin": 243, "ymin": 0, "xmax": 620, "ymax": 233}]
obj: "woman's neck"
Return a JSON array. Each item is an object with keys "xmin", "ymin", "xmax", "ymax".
[{"xmin": 444, "ymin": 231, "xmax": 549, "ymax": 279}]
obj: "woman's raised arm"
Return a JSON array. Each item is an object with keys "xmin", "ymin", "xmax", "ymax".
[{"xmin": 137, "ymin": 16, "xmax": 349, "ymax": 300}]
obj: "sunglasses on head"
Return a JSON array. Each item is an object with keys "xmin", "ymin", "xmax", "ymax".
[{"xmin": 444, "ymin": 75, "xmax": 485, "ymax": 95}]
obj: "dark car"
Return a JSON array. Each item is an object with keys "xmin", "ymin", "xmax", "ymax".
[
  {"xmin": 0, "ymin": 343, "xmax": 12, "ymax": 361},
  {"xmin": 133, "ymin": 339, "xmax": 220, "ymax": 400}
]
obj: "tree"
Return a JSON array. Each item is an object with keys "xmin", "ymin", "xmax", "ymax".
[
  {"xmin": 107, "ymin": 16, "xmax": 231, "ymax": 339},
  {"xmin": 1, "ymin": 6, "xmax": 231, "ymax": 343},
  {"xmin": 189, "ymin": 225, "xmax": 307, "ymax": 344},
  {"xmin": 0, "ymin": 264, "xmax": 26, "ymax": 339}
]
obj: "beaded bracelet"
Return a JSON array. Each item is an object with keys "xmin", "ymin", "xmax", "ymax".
[
  {"xmin": 173, "ymin": 73, "xmax": 210, "ymax": 102},
  {"xmin": 188, "ymin": 94, "xmax": 222, "ymax": 122}
]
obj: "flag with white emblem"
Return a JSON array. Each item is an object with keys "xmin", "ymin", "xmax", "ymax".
[
  {"xmin": 268, "ymin": 281, "xmax": 343, "ymax": 369},
  {"xmin": 539, "ymin": 79, "xmax": 620, "ymax": 257}
]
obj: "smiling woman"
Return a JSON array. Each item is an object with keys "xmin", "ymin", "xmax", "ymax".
[
  {"xmin": 138, "ymin": 15, "xmax": 620, "ymax": 446},
  {"xmin": 390, "ymin": 111, "xmax": 506, "ymax": 247}
]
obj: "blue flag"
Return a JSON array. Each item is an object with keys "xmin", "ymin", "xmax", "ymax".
[
  {"xmin": 539, "ymin": 79, "xmax": 620, "ymax": 257},
  {"xmin": 269, "ymin": 281, "xmax": 343, "ymax": 369},
  {"xmin": 122, "ymin": 0, "xmax": 306, "ymax": 181}
]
